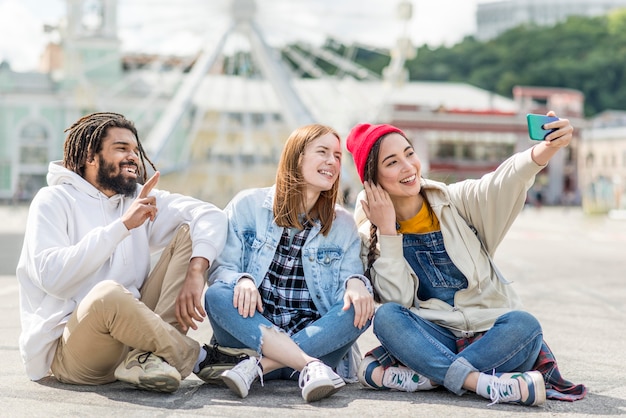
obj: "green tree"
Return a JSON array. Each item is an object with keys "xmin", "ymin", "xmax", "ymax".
[{"xmin": 402, "ymin": 14, "xmax": 626, "ymax": 117}]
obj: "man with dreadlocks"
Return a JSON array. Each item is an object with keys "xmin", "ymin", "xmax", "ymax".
[{"xmin": 16, "ymin": 112, "xmax": 242, "ymax": 393}]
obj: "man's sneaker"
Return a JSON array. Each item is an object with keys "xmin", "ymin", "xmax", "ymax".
[
  {"xmin": 481, "ymin": 371, "xmax": 546, "ymax": 406},
  {"xmin": 358, "ymin": 355, "xmax": 436, "ymax": 392},
  {"xmin": 195, "ymin": 343, "xmax": 256, "ymax": 384},
  {"xmin": 221, "ymin": 357, "xmax": 263, "ymax": 398},
  {"xmin": 298, "ymin": 360, "xmax": 345, "ymax": 403},
  {"xmin": 114, "ymin": 351, "xmax": 181, "ymax": 393}
]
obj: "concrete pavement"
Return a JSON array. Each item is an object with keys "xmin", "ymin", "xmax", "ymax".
[{"xmin": 1, "ymin": 204, "xmax": 625, "ymax": 417}]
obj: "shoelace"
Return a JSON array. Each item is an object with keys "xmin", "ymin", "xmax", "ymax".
[
  {"xmin": 488, "ymin": 371, "xmax": 521, "ymax": 406},
  {"xmin": 382, "ymin": 366, "xmax": 418, "ymax": 391},
  {"xmin": 137, "ymin": 352, "xmax": 153, "ymax": 364},
  {"xmin": 238, "ymin": 357, "xmax": 264, "ymax": 387},
  {"xmin": 298, "ymin": 361, "xmax": 326, "ymax": 389}
]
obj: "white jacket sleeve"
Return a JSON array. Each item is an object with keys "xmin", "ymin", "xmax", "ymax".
[
  {"xmin": 21, "ymin": 188, "xmax": 130, "ymax": 299},
  {"xmin": 147, "ymin": 188, "xmax": 227, "ymax": 266}
]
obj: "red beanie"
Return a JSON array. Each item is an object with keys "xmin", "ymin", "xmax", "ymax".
[{"xmin": 346, "ymin": 123, "xmax": 405, "ymax": 183}]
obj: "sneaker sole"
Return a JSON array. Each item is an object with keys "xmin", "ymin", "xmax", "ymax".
[
  {"xmin": 521, "ymin": 371, "xmax": 546, "ymax": 406},
  {"xmin": 302, "ymin": 379, "xmax": 345, "ymax": 403},
  {"xmin": 221, "ymin": 370, "xmax": 249, "ymax": 398},
  {"xmin": 136, "ymin": 375, "xmax": 180, "ymax": 393},
  {"xmin": 115, "ymin": 367, "xmax": 181, "ymax": 393}
]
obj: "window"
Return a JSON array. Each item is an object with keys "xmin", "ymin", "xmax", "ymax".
[
  {"xmin": 17, "ymin": 122, "xmax": 50, "ymax": 200},
  {"xmin": 19, "ymin": 124, "xmax": 49, "ymax": 165}
]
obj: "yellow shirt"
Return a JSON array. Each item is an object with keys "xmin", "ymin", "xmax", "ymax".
[{"xmin": 396, "ymin": 203, "xmax": 440, "ymax": 234}]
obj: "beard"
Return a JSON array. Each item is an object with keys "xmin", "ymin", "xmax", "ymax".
[{"xmin": 96, "ymin": 155, "xmax": 138, "ymax": 197}]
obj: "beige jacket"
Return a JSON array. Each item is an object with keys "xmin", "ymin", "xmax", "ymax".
[{"xmin": 355, "ymin": 148, "xmax": 545, "ymax": 338}]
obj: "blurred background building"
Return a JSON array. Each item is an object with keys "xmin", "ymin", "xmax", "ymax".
[
  {"xmin": 476, "ymin": 0, "xmax": 626, "ymax": 41},
  {"xmin": 580, "ymin": 111, "xmax": 626, "ymax": 214},
  {"xmin": 0, "ymin": 0, "xmax": 588, "ymax": 209}
]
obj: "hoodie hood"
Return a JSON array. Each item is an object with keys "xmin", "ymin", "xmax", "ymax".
[
  {"xmin": 47, "ymin": 160, "xmax": 131, "ymax": 265},
  {"xmin": 47, "ymin": 160, "xmax": 134, "ymax": 205},
  {"xmin": 47, "ymin": 161, "xmax": 103, "ymax": 199}
]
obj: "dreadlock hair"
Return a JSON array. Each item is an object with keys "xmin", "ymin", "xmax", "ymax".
[
  {"xmin": 62, "ymin": 112, "xmax": 156, "ymax": 183},
  {"xmin": 362, "ymin": 131, "xmax": 432, "ymax": 302},
  {"xmin": 274, "ymin": 124, "xmax": 341, "ymax": 236}
]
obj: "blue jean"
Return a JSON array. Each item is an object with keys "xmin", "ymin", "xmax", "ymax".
[
  {"xmin": 373, "ymin": 303, "xmax": 543, "ymax": 395},
  {"xmin": 205, "ymin": 281, "xmax": 369, "ymax": 380}
]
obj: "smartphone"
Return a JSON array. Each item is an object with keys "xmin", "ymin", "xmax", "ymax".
[{"xmin": 526, "ymin": 114, "xmax": 559, "ymax": 141}]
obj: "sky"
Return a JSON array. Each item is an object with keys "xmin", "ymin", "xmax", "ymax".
[{"xmin": 0, "ymin": 0, "xmax": 491, "ymax": 72}]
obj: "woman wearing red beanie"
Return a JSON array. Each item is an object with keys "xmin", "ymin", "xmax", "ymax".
[{"xmin": 345, "ymin": 113, "xmax": 586, "ymax": 406}]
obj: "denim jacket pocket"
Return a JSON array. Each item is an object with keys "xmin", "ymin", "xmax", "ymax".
[
  {"xmin": 242, "ymin": 231, "xmax": 265, "ymax": 270},
  {"xmin": 314, "ymin": 248, "xmax": 342, "ymax": 290}
]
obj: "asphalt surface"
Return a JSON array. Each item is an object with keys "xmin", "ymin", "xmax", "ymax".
[{"xmin": 1, "ymin": 204, "xmax": 624, "ymax": 417}]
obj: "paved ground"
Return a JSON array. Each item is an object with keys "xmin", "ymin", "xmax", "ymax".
[{"xmin": 1, "ymin": 204, "xmax": 625, "ymax": 417}]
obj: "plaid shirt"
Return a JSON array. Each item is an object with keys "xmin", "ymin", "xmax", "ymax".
[{"xmin": 260, "ymin": 224, "xmax": 321, "ymax": 335}]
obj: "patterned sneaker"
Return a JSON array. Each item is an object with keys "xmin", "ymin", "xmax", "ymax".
[
  {"xmin": 195, "ymin": 343, "xmax": 256, "ymax": 384},
  {"xmin": 481, "ymin": 371, "xmax": 546, "ymax": 406},
  {"xmin": 358, "ymin": 355, "xmax": 435, "ymax": 392},
  {"xmin": 114, "ymin": 351, "xmax": 181, "ymax": 393},
  {"xmin": 299, "ymin": 360, "xmax": 345, "ymax": 403},
  {"xmin": 221, "ymin": 357, "xmax": 263, "ymax": 398}
]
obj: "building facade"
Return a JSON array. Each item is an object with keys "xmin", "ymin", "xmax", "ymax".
[
  {"xmin": 0, "ymin": 0, "xmax": 180, "ymax": 202},
  {"xmin": 579, "ymin": 110, "xmax": 626, "ymax": 213},
  {"xmin": 0, "ymin": 0, "xmax": 587, "ymax": 210},
  {"xmin": 386, "ymin": 85, "xmax": 584, "ymax": 207}
]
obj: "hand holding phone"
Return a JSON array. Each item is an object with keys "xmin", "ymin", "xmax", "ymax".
[{"xmin": 527, "ymin": 114, "xmax": 559, "ymax": 141}]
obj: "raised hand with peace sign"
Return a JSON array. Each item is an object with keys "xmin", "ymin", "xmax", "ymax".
[{"xmin": 121, "ymin": 171, "xmax": 160, "ymax": 230}]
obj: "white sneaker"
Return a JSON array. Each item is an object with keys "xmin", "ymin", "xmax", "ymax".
[
  {"xmin": 220, "ymin": 357, "xmax": 263, "ymax": 398},
  {"xmin": 482, "ymin": 371, "xmax": 546, "ymax": 407},
  {"xmin": 114, "ymin": 351, "xmax": 181, "ymax": 393},
  {"xmin": 382, "ymin": 365, "xmax": 436, "ymax": 392},
  {"xmin": 298, "ymin": 360, "xmax": 345, "ymax": 402},
  {"xmin": 358, "ymin": 355, "xmax": 435, "ymax": 392}
]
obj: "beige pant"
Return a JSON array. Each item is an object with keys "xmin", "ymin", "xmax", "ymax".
[{"xmin": 51, "ymin": 224, "xmax": 201, "ymax": 385}]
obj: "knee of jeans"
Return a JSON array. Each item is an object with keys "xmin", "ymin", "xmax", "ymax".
[
  {"xmin": 344, "ymin": 303, "xmax": 372, "ymax": 331},
  {"xmin": 204, "ymin": 282, "xmax": 232, "ymax": 313},
  {"xmin": 504, "ymin": 310, "xmax": 542, "ymax": 334},
  {"xmin": 373, "ymin": 302, "xmax": 404, "ymax": 334}
]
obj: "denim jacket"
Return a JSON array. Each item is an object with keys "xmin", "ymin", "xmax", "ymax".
[{"xmin": 209, "ymin": 186, "xmax": 370, "ymax": 380}]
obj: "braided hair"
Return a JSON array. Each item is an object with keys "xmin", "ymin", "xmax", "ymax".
[
  {"xmin": 362, "ymin": 132, "xmax": 432, "ymax": 302},
  {"xmin": 62, "ymin": 112, "xmax": 156, "ymax": 183}
]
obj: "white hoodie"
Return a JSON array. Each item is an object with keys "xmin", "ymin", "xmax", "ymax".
[{"xmin": 16, "ymin": 161, "xmax": 227, "ymax": 380}]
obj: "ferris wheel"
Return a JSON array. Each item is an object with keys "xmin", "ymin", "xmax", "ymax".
[
  {"xmin": 138, "ymin": 0, "xmax": 415, "ymax": 157},
  {"xmin": 44, "ymin": 0, "xmax": 417, "ymax": 205}
]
